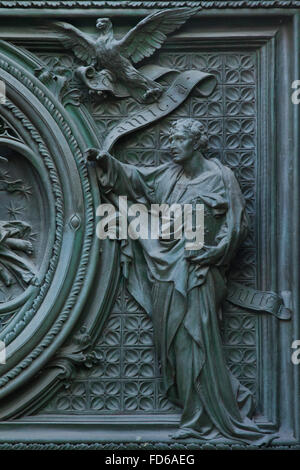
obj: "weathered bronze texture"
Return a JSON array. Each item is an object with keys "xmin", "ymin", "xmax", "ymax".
[
  {"xmin": 53, "ymin": 9, "xmax": 199, "ymax": 103},
  {"xmin": 85, "ymin": 117, "xmax": 276, "ymax": 444},
  {"xmin": 0, "ymin": 0, "xmax": 298, "ymax": 450}
]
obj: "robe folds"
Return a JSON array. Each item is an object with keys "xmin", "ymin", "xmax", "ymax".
[
  {"xmin": 96, "ymin": 153, "xmax": 275, "ymax": 444},
  {"xmin": 0, "ymin": 220, "xmax": 35, "ymax": 286}
]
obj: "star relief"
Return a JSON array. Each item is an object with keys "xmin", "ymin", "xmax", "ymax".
[{"xmin": 6, "ymin": 201, "xmax": 25, "ymax": 220}]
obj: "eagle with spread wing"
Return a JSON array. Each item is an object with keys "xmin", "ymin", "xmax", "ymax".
[{"xmin": 53, "ymin": 8, "xmax": 199, "ymax": 103}]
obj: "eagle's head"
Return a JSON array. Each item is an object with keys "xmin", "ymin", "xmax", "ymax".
[{"xmin": 96, "ymin": 18, "xmax": 113, "ymax": 37}]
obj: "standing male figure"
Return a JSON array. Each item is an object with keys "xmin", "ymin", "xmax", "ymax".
[{"xmin": 86, "ymin": 118, "xmax": 273, "ymax": 444}]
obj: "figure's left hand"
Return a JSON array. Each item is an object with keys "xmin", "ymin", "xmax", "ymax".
[{"xmin": 185, "ymin": 244, "xmax": 226, "ymax": 267}]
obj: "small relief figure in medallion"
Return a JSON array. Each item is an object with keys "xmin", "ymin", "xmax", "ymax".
[{"xmin": 0, "ymin": 157, "xmax": 36, "ymax": 300}]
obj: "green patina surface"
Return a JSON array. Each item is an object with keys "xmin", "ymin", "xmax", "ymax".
[{"xmin": 0, "ymin": 1, "xmax": 297, "ymax": 448}]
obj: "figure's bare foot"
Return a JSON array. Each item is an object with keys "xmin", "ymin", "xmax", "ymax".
[
  {"xmin": 256, "ymin": 432, "xmax": 281, "ymax": 447},
  {"xmin": 5, "ymin": 238, "xmax": 33, "ymax": 255},
  {"xmin": 170, "ymin": 428, "xmax": 202, "ymax": 440},
  {"xmin": 22, "ymin": 240, "xmax": 33, "ymax": 255}
]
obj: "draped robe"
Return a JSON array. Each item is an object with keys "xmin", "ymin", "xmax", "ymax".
[
  {"xmin": 0, "ymin": 221, "xmax": 35, "ymax": 286},
  {"xmin": 96, "ymin": 153, "xmax": 274, "ymax": 444}
]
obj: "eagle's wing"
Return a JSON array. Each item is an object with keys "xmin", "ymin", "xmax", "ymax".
[
  {"xmin": 118, "ymin": 8, "xmax": 199, "ymax": 64},
  {"xmin": 53, "ymin": 22, "xmax": 96, "ymax": 65}
]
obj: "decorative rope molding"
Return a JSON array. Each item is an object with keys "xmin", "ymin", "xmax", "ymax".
[
  {"xmin": 2, "ymin": 99, "xmax": 63, "ymax": 345},
  {"xmin": 0, "ymin": 1, "xmax": 299, "ymax": 9},
  {"xmin": 0, "ymin": 54, "xmax": 95, "ymax": 389}
]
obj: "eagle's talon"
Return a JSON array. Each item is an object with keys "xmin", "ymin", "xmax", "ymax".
[
  {"xmin": 100, "ymin": 69, "xmax": 114, "ymax": 81},
  {"xmin": 143, "ymin": 86, "xmax": 163, "ymax": 103}
]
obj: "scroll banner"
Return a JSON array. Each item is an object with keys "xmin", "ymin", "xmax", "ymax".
[
  {"xmin": 226, "ymin": 281, "xmax": 292, "ymax": 320},
  {"xmin": 102, "ymin": 67, "xmax": 217, "ymax": 152}
]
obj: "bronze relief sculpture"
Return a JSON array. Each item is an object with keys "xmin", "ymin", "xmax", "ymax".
[
  {"xmin": 54, "ymin": 8, "xmax": 199, "ymax": 103},
  {"xmin": 86, "ymin": 118, "xmax": 276, "ymax": 444},
  {"xmin": 0, "ymin": 2, "xmax": 298, "ymax": 450},
  {"xmin": 0, "ymin": 157, "xmax": 37, "ymax": 298}
]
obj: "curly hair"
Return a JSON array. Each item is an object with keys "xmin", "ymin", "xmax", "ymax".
[{"xmin": 169, "ymin": 118, "xmax": 208, "ymax": 150}]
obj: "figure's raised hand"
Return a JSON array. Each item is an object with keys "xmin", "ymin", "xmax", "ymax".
[{"xmin": 84, "ymin": 147, "xmax": 100, "ymax": 163}]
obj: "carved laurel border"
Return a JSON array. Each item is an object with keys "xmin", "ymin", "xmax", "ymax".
[
  {"xmin": 0, "ymin": 1, "xmax": 299, "ymax": 9},
  {"xmin": 0, "ymin": 54, "xmax": 95, "ymax": 388}
]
